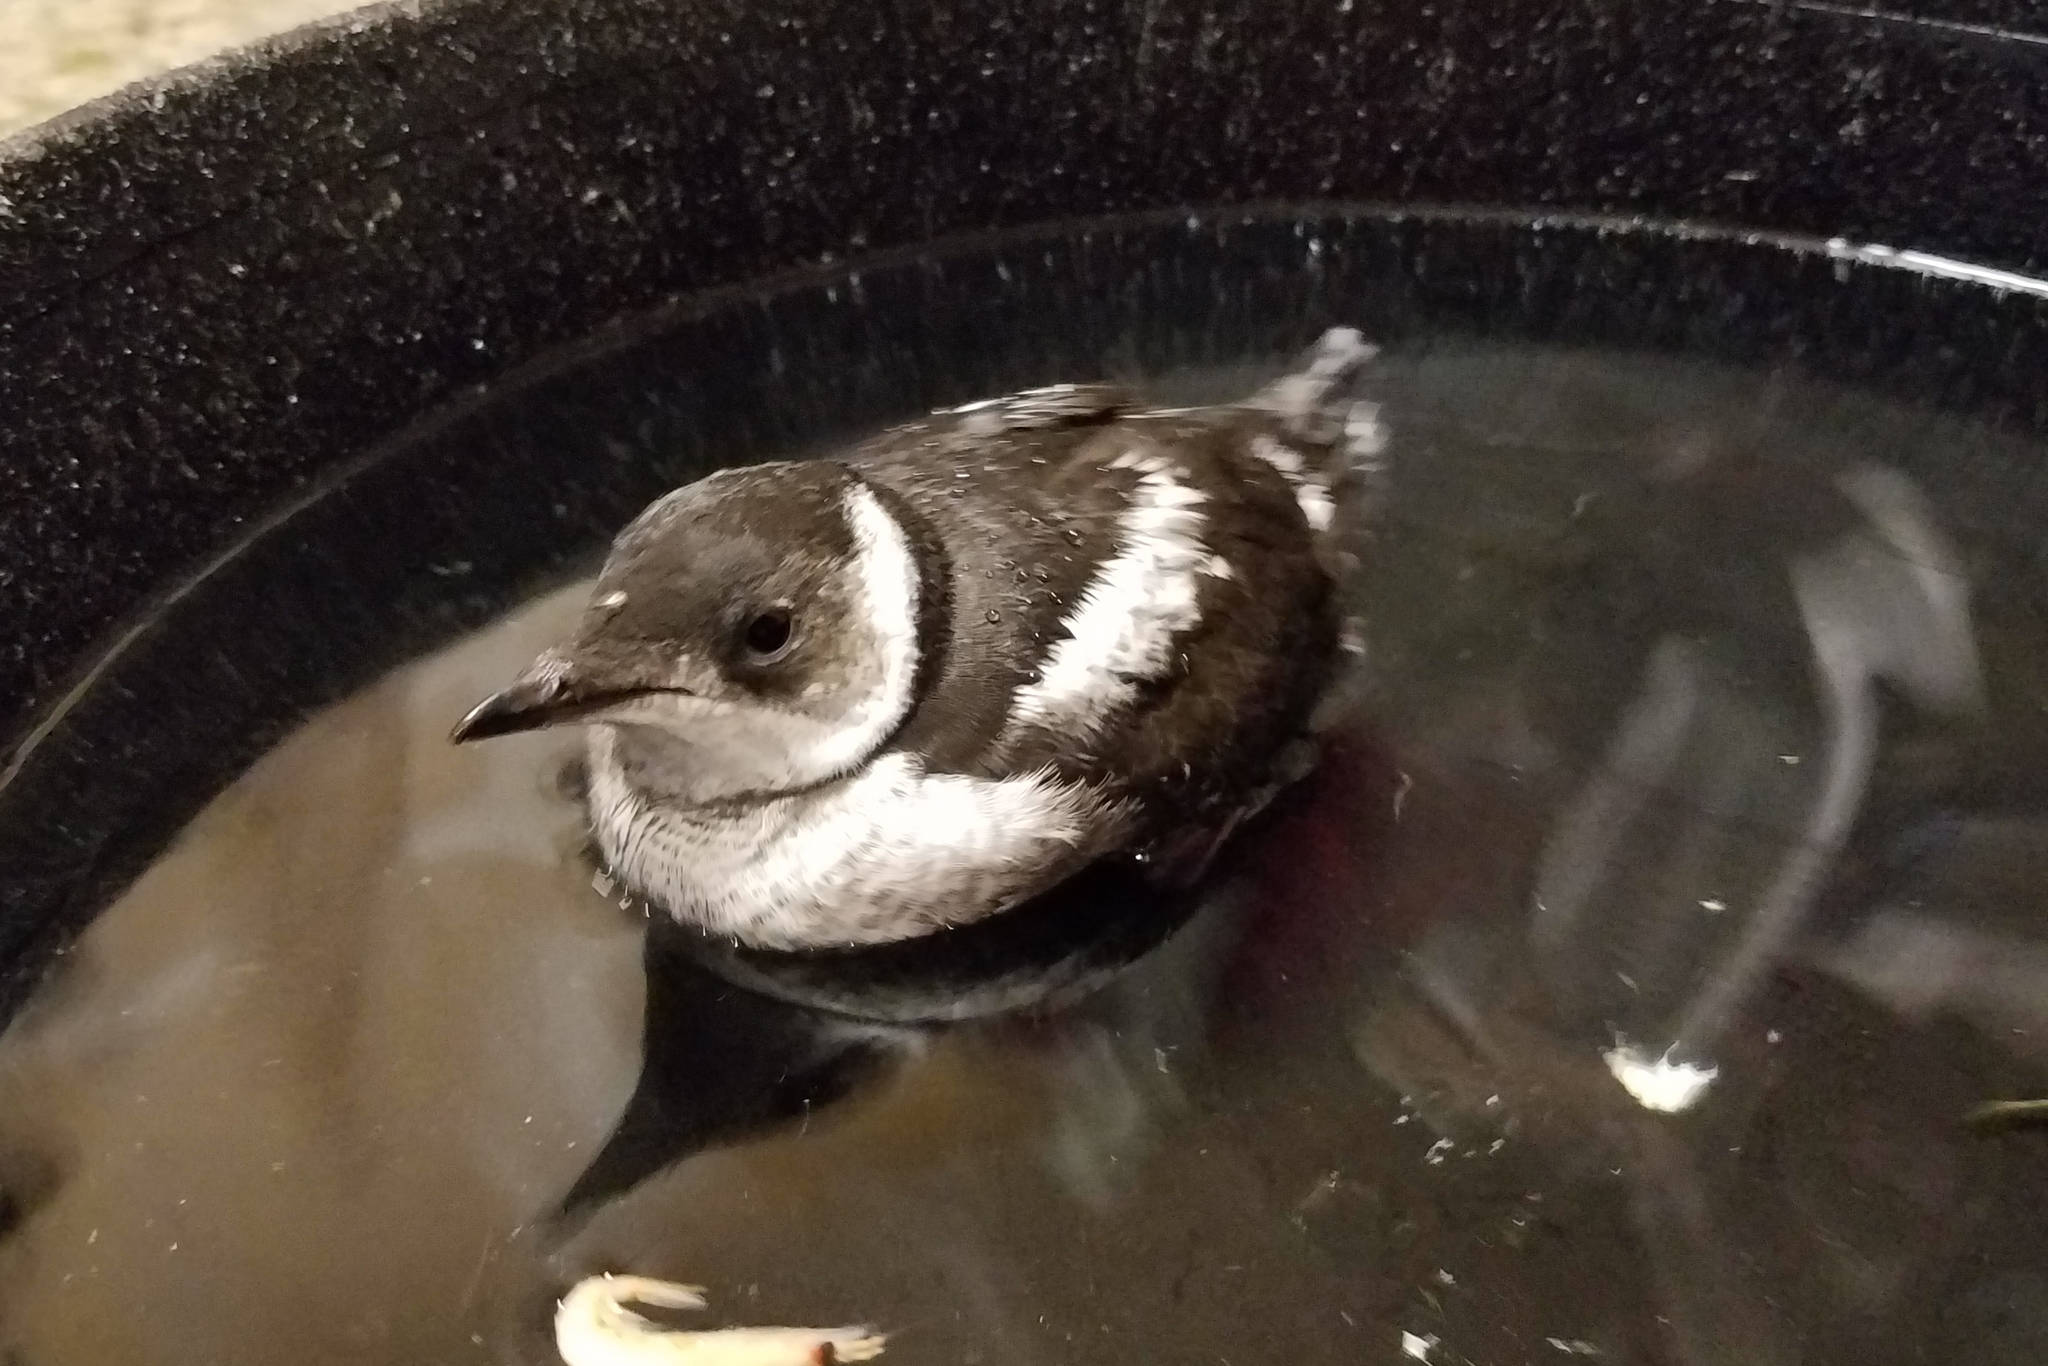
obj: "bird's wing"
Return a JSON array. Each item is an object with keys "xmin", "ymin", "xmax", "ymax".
[
  {"xmin": 989, "ymin": 414, "xmax": 1345, "ymax": 823},
  {"xmin": 907, "ymin": 382, "xmax": 1139, "ymax": 440},
  {"xmin": 859, "ymin": 340, "xmax": 1379, "ymax": 860},
  {"xmin": 850, "ymin": 388, "xmax": 1151, "ymax": 774}
]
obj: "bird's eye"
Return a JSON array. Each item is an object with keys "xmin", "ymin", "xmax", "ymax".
[{"xmin": 742, "ymin": 607, "xmax": 795, "ymax": 659}]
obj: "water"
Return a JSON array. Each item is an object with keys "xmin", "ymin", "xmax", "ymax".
[{"xmin": 3, "ymin": 212, "xmax": 2048, "ymax": 1365}]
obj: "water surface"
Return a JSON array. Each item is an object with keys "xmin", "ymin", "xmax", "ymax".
[{"xmin": 3, "ymin": 214, "xmax": 2048, "ymax": 1365}]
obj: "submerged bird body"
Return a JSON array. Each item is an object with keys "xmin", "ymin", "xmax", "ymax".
[{"xmin": 455, "ymin": 329, "xmax": 1387, "ymax": 950}]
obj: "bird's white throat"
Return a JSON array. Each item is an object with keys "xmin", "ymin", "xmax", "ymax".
[{"xmin": 584, "ymin": 728, "xmax": 1123, "ymax": 948}]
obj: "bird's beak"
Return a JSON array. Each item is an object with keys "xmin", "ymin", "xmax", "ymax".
[
  {"xmin": 450, "ymin": 669, "xmax": 570, "ymax": 743},
  {"xmin": 450, "ymin": 653, "xmax": 665, "ymax": 744}
]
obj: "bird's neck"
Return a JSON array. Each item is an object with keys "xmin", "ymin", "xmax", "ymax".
[{"xmin": 586, "ymin": 721, "xmax": 848, "ymax": 810}]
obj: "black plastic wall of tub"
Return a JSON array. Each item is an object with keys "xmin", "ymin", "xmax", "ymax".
[{"xmin": 5, "ymin": 0, "xmax": 2048, "ymax": 753}]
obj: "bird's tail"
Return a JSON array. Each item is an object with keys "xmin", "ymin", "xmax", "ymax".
[
  {"xmin": 1241, "ymin": 326, "xmax": 1391, "ymax": 546},
  {"xmin": 1245, "ymin": 326, "xmax": 1388, "ymax": 481},
  {"xmin": 1241, "ymin": 327, "xmax": 1387, "ymax": 731}
]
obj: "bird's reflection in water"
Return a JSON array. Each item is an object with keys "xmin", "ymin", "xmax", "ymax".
[{"xmin": 1351, "ymin": 459, "xmax": 2048, "ymax": 1366}]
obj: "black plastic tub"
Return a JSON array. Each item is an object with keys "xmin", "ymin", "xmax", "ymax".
[{"xmin": 5, "ymin": 3, "xmax": 2048, "ymax": 1363}]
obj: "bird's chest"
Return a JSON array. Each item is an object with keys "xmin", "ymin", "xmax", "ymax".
[{"xmin": 586, "ymin": 746, "xmax": 1119, "ymax": 947}]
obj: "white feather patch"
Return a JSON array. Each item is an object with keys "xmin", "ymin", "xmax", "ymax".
[
  {"xmin": 796, "ymin": 482, "xmax": 922, "ymax": 779},
  {"xmin": 1296, "ymin": 484, "xmax": 1336, "ymax": 532},
  {"xmin": 588, "ymin": 738, "xmax": 1124, "ymax": 947},
  {"xmin": 1002, "ymin": 452, "xmax": 1210, "ymax": 744},
  {"xmin": 1251, "ymin": 434, "xmax": 1337, "ymax": 533},
  {"xmin": 1346, "ymin": 398, "xmax": 1389, "ymax": 460},
  {"xmin": 1603, "ymin": 1041, "xmax": 1719, "ymax": 1114},
  {"xmin": 1250, "ymin": 434, "xmax": 1306, "ymax": 478}
]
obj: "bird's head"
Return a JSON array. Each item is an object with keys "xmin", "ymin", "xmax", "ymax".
[{"xmin": 452, "ymin": 461, "xmax": 922, "ymax": 804}]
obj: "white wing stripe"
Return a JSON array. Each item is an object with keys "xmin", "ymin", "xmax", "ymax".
[{"xmin": 1001, "ymin": 452, "xmax": 1209, "ymax": 744}]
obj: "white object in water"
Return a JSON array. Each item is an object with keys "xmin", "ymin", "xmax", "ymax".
[
  {"xmin": 1602, "ymin": 1041, "xmax": 1719, "ymax": 1114},
  {"xmin": 1400, "ymin": 1330, "xmax": 1440, "ymax": 1362},
  {"xmin": 556, "ymin": 1275, "xmax": 885, "ymax": 1366}
]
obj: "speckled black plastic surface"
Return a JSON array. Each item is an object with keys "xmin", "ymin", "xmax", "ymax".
[
  {"xmin": 7, "ymin": 14, "xmax": 2048, "ymax": 1347},
  {"xmin": 4, "ymin": 0, "xmax": 2048, "ymax": 753}
]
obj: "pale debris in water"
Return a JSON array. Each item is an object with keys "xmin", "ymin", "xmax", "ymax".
[
  {"xmin": 556, "ymin": 1275, "xmax": 885, "ymax": 1366},
  {"xmin": 1400, "ymin": 1330, "xmax": 1440, "ymax": 1362},
  {"xmin": 1602, "ymin": 1041, "xmax": 1718, "ymax": 1114}
]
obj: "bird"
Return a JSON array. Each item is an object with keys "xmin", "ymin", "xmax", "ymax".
[{"xmin": 451, "ymin": 327, "xmax": 1387, "ymax": 951}]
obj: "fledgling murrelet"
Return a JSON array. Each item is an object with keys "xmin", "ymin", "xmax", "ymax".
[{"xmin": 452, "ymin": 328, "xmax": 1386, "ymax": 951}]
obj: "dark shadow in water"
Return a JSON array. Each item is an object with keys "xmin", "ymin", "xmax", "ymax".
[
  {"xmin": 679, "ymin": 854, "xmax": 1213, "ymax": 1027},
  {"xmin": 547, "ymin": 820, "xmax": 1250, "ymax": 1231},
  {"xmin": 545, "ymin": 928, "xmax": 904, "ymax": 1236}
]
